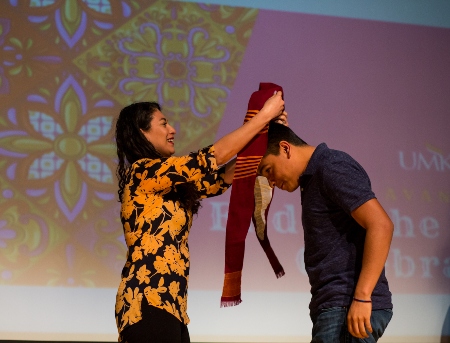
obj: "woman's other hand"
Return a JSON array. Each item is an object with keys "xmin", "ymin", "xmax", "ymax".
[{"xmin": 273, "ymin": 111, "xmax": 288, "ymax": 126}]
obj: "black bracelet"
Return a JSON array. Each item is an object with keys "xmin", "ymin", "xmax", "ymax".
[{"xmin": 353, "ymin": 297, "xmax": 372, "ymax": 303}]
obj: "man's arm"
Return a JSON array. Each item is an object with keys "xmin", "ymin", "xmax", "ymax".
[{"xmin": 347, "ymin": 198, "xmax": 394, "ymax": 339}]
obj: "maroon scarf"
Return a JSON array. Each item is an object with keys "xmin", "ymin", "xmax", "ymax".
[{"xmin": 221, "ymin": 83, "xmax": 285, "ymax": 307}]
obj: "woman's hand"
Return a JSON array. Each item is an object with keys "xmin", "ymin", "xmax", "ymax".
[
  {"xmin": 258, "ymin": 91, "xmax": 285, "ymax": 121},
  {"xmin": 273, "ymin": 110, "xmax": 288, "ymax": 126},
  {"xmin": 213, "ymin": 91, "xmax": 285, "ymax": 166}
]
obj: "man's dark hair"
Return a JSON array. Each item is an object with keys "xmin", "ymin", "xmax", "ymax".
[{"xmin": 266, "ymin": 122, "xmax": 308, "ymax": 156}]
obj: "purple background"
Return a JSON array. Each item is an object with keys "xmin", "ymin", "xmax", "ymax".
[{"xmin": 190, "ymin": 10, "xmax": 450, "ymax": 294}]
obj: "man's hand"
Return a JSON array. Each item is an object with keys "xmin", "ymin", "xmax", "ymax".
[
  {"xmin": 347, "ymin": 299, "xmax": 372, "ymax": 339},
  {"xmin": 348, "ymin": 198, "xmax": 393, "ymax": 338}
]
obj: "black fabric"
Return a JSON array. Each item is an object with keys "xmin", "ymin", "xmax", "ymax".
[
  {"xmin": 300, "ymin": 143, "xmax": 392, "ymax": 316},
  {"xmin": 120, "ymin": 302, "xmax": 190, "ymax": 343}
]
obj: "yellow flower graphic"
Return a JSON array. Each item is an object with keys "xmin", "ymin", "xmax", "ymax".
[
  {"xmin": 178, "ymin": 294, "xmax": 189, "ymax": 323},
  {"xmin": 124, "ymin": 222, "xmax": 142, "ymax": 247},
  {"xmin": 136, "ymin": 193, "xmax": 164, "ymax": 223},
  {"xmin": 143, "ymin": 277, "xmax": 167, "ymax": 306},
  {"xmin": 162, "ymin": 300, "xmax": 181, "ymax": 322},
  {"xmin": 115, "ymin": 265, "xmax": 135, "ymax": 314},
  {"xmin": 131, "ymin": 246, "xmax": 143, "ymax": 262},
  {"xmin": 139, "ymin": 174, "xmax": 172, "ymax": 194},
  {"xmin": 136, "ymin": 265, "xmax": 151, "ymax": 285},
  {"xmin": 121, "ymin": 287, "xmax": 143, "ymax": 329},
  {"xmin": 179, "ymin": 165, "xmax": 205, "ymax": 182},
  {"xmin": 196, "ymin": 149, "xmax": 208, "ymax": 168},
  {"xmin": 154, "ymin": 256, "xmax": 170, "ymax": 275},
  {"xmin": 158, "ymin": 202, "xmax": 186, "ymax": 239},
  {"xmin": 140, "ymin": 231, "xmax": 163, "ymax": 255},
  {"xmin": 179, "ymin": 232, "xmax": 190, "ymax": 259},
  {"xmin": 168, "ymin": 281, "xmax": 180, "ymax": 301},
  {"xmin": 121, "ymin": 186, "xmax": 136, "ymax": 220},
  {"xmin": 202, "ymin": 179, "xmax": 222, "ymax": 195},
  {"xmin": 164, "ymin": 245, "xmax": 186, "ymax": 276}
]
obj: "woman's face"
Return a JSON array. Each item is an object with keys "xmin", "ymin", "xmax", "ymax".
[{"xmin": 141, "ymin": 110, "xmax": 176, "ymax": 157}]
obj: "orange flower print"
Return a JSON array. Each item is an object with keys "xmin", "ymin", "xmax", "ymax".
[
  {"xmin": 137, "ymin": 194, "xmax": 164, "ymax": 222},
  {"xmin": 144, "ymin": 287, "xmax": 162, "ymax": 306},
  {"xmin": 178, "ymin": 294, "xmax": 189, "ymax": 324},
  {"xmin": 161, "ymin": 202, "xmax": 186, "ymax": 238},
  {"xmin": 139, "ymin": 174, "xmax": 172, "ymax": 194},
  {"xmin": 121, "ymin": 287, "xmax": 143, "ymax": 329},
  {"xmin": 148, "ymin": 192, "xmax": 164, "ymax": 207},
  {"xmin": 154, "ymin": 159, "xmax": 174, "ymax": 176},
  {"xmin": 202, "ymin": 179, "xmax": 222, "ymax": 195},
  {"xmin": 140, "ymin": 231, "xmax": 163, "ymax": 255},
  {"xmin": 171, "ymin": 156, "xmax": 192, "ymax": 174},
  {"xmin": 170, "ymin": 259, "xmax": 187, "ymax": 276},
  {"xmin": 115, "ymin": 265, "xmax": 135, "ymax": 314},
  {"xmin": 163, "ymin": 245, "xmax": 178, "ymax": 263},
  {"xmin": 124, "ymin": 222, "xmax": 142, "ymax": 246},
  {"xmin": 179, "ymin": 232, "xmax": 190, "ymax": 259},
  {"xmin": 135, "ymin": 169, "xmax": 148, "ymax": 181},
  {"xmin": 208, "ymin": 156, "xmax": 217, "ymax": 170},
  {"xmin": 164, "ymin": 245, "xmax": 186, "ymax": 276},
  {"xmin": 178, "ymin": 165, "xmax": 204, "ymax": 181},
  {"xmin": 162, "ymin": 300, "xmax": 181, "ymax": 322},
  {"xmin": 136, "ymin": 265, "xmax": 151, "ymax": 285},
  {"xmin": 207, "ymin": 146, "xmax": 218, "ymax": 169},
  {"xmin": 131, "ymin": 246, "xmax": 143, "ymax": 262},
  {"xmin": 196, "ymin": 149, "xmax": 208, "ymax": 168},
  {"xmin": 143, "ymin": 277, "xmax": 167, "ymax": 307},
  {"xmin": 154, "ymin": 256, "xmax": 170, "ymax": 274},
  {"xmin": 143, "ymin": 159, "xmax": 159, "ymax": 169},
  {"xmin": 168, "ymin": 281, "xmax": 180, "ymax": 300},
  {"xmin": 121, "ymin": 187, "xmax": 136, "ymax": 220}
]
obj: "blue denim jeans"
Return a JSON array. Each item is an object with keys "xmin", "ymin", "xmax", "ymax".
[{"xmin": 310, "ymin": 307, "xmax": 393, "ymax": 343}]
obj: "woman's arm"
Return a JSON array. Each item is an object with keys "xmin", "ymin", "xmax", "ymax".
[
  {"xmin": 223, "ymin": 158, "xmax": 236, "ymax": 184},
  {"xmin": 195, "ymin": 163, "xmax": 234, "ymax": 199},
  {"xmin": 213, "ymin": 91, "xmax": 284, "ymax": 165},
  {"xmin": 219, "ymin": 111, "xmax": 287, "ymax": 184}
]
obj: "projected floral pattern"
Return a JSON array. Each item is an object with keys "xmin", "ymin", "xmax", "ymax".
[
  {"xmin": 0, "ymin": 0, "xmax": 258, "ymax": 286},
  {"xmin": 2, "ymin": 75, "xmax": 116, "ymax": 222}
]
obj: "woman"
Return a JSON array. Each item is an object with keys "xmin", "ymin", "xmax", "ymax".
[{"xmin": 114, "ymin": 92, "xmax": 284, "ymax": 343}]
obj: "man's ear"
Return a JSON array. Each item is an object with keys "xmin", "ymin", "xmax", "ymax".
[{"xmin": 279, "ymin": 141, "xmax": 290, "ymax": 157}]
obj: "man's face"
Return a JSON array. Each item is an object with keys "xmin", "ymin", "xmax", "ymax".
[{"xmin": 258, "ymin": 148, "xmax": 300, "ymax": 192}]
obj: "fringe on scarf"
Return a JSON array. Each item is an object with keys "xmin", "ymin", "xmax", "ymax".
[
  {"xmin": 220, "ymin": 296, "xmax": 242, "ymax": 308},
  {"xmin": 276, "ymin": 270, "xmax": 285, "ymax": 279}
]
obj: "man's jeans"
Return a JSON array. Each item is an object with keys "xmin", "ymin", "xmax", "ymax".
[{"xmin": 310, "ymin": 307, "xmax": 393, "ymax": 343}]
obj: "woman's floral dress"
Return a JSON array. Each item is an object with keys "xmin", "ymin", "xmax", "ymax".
[{"xmin": 115, "ymin": 145, "xmax": 230, "ymax": 338}]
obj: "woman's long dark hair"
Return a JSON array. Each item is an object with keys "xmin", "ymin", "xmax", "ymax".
[{"xmin": 115, "ymin": 102, "xmax": 201, "ymax": 214}]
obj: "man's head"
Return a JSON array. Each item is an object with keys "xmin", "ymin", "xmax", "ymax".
[{"xmin": 258, "ymin": 122, "xmax": 312, "ymax": 192}]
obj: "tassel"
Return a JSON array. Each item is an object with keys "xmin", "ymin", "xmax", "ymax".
[
  {"xmin": 276, "ymin": 270, "xmax": 285, "ymax": 279},
  {"xmin": 220, "ymin": 297, "xmax": 242, "ymax": 308}
]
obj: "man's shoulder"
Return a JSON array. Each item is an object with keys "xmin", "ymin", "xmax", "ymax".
[
  {"xmin": 313, "ymin": 146, "xmax": 349, "ymax": 170},
  {"xmin": 323, "ymin": 147, "xmax": 361, "ymax": 169}
]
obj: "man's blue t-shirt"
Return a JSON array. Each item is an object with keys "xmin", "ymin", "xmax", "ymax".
[{"xmin": 299, "ymin": 143, "xmax": 392, "ymax": 316}]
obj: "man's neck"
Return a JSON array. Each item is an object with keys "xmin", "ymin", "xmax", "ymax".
[{"xmin": 297, "ymin": 145, "xmax": 316, "ymax": 177}]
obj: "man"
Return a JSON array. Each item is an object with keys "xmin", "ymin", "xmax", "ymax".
[{"xmin": 258, "ymin": 122, "xmax": 394, "ymax": 342}]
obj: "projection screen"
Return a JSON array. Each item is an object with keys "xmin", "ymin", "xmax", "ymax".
[{"xmin": 0, "ymin": 0, "xmax": 449, "ymax": 342}]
